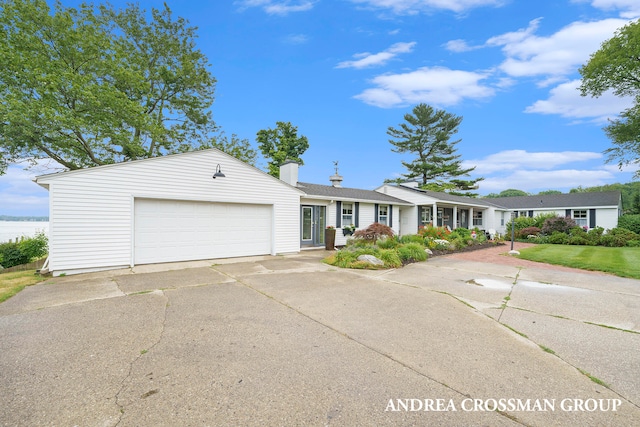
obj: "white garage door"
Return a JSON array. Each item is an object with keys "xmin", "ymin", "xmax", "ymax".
[{"xmin": 134, "ymin": 199, "xmax": 272, "ymax": 265}]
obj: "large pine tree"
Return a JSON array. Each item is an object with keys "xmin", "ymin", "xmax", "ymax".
[{"xmin": 387, "ymin": 103, "xmax": 482, "ymax": 196}]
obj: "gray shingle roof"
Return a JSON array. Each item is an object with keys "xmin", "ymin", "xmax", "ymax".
[
  {"xmin": 481, "ymin": 191, "xmax": 621, "ymax": 210},
  {"xmin": 392, "ymin": 185, "xmax": 497, "ymax": 207},
  {"xmin": 297, "ymin": 182, "xmax": 411, "ymax": 204}
]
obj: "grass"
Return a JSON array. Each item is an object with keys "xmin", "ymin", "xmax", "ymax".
[
  {"xmin": 0, "ymin": 270, "xmax": 47, "ymax": 303},
  {"xmin": 516, "ymin": 245, "xmax": 640, "ymax": 279}
]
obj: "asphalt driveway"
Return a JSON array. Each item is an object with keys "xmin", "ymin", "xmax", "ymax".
[{"xmin": 1, "ymin": 247, "xmax": 639, "ymax": 426}]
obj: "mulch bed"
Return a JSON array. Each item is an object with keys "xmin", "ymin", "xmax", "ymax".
[{"xmin": 428, "ymin": 242, "xmax": 506, "ymax": 257}]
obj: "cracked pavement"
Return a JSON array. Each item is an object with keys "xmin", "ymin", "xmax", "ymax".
[{"xmin": 0, "ymin": 249, "xmax": 639, "ymax": 426}]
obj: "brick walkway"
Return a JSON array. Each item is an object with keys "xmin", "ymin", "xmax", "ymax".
[{"xmin": 442, "ymin": 241, "xmax": 608, "ymax": 275}]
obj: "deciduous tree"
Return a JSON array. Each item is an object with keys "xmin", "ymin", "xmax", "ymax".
[
  {"xmin": 256, "ymin": 121, "xmax": 309, "ymax": 177},
  {"xmin": 387, "ymin": 103, "xmax": 482, "ymax": 196},
  {"xmin": 579, "ymin": 19, "xmax": 640, "ymax": 177},
  {"xmin": 0, "ymin": 0, "xmax": 217, "ymax": 174}
]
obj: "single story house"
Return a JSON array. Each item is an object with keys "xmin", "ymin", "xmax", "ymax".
[
  {"xmin": 35, "ymin": 150, "xmax": 623, "ymax": 276},
  {"xmin": 376, "ymin": 183, "xmax": 622, "ymax": 236},
  {"xmin": 483, "ymin": 191, "xmax": 623, "ymax": 230},
  {"xmin": 279, "ymin": 162, "xmax": 412, "ymax": 248},
  {"xmin": 376, "ymin": 182, "xmax": 506, "ymax": 236}
]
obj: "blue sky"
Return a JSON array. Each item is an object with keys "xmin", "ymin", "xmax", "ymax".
[{"xmin": 2, "ymin": 0, "xmax": 640, "ymax": 216}]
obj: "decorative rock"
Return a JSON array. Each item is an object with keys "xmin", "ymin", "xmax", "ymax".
[
  {"xmin": 508, "ymin": 250, "xmax": 520, "ymax": 256},
  {"xmin": 425, "ymin": 248, "xmax": 433, "ymax": 255},
  {"xmin": 357, "ymin": 254, "xmax": 384, "ymax": 266}
]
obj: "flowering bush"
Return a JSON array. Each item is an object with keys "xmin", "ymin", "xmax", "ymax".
[
  {"xmin": 541, "ymin": 216, "xmax": 577, "ymax": 235},
  {"xmin": 418, "ymin": 224, "xmax": 451, "ymax": 240}
]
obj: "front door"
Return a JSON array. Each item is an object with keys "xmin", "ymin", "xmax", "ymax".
[{"xmin": 301, "ymin": 205, "xmax": 326, "ymax": 246}]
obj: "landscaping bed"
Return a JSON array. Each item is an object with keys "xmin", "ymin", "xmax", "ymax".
[{"xmin": 429, "ymin": 241, "xmax": 505, "ymax": 257}]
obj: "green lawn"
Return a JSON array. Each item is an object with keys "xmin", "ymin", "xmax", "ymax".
[
  {"xmin": 516, "ymin": 245, "xmax": 640, "ymax": 279},
  {"xmin": 0, "ymin": 270, "xmax": 46, "ymax": 303}
]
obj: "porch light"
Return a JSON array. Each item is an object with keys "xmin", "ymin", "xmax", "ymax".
[{"xmin": 213, "ymin": 164, "xmax": 225, "ymax": 179}]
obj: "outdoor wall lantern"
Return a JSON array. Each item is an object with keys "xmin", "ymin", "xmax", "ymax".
[{"xmin": 212, "ymin": 164, "xmax": 225, "ymax": 179}]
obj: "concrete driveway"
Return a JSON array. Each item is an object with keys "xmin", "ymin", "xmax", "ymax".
[{"xmin": 1, "ymin": 248, "xmax": 639, "ymax": 426}]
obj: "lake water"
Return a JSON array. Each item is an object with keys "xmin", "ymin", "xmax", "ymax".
[{"xmin": 0, "ymin": 221, "xmax": 49, "ymax": 243}]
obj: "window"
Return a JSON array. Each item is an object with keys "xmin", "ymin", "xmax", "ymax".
[
  {"xmin": 421, "ymin": 207, "xmax": 431, "ymax": 225},
  {"xmin": 378, "ymin": 205, "xmax": 388, "ymax": 225},
  {"xmin": 573, "ymin": 210, "xmax": 587, "ymax": 227},
  {"xmin": 342, "ymin": 203, "xmax": 353, "ymax": 227},
  {"xmin": 501, "ymin": 212, "xmax": 505, "ymax": 226},
  {"xmin": 473, "ymin": 211, "xmax": 483, "ymax": 226},
  {"xmin": 518, "ymin": 211, "xmax": 528, "ymax": 218}
]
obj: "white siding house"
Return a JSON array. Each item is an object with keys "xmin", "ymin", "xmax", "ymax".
[
  {"xmin": 280, "ymin": 162, "xmax": 411, "ymax": 247},
  {"xmin": 35, "ymin": 149, "xmax": 302, "ymax": 276},
  {"xmin": 376, "ymin": 183, "xmax": 505, "ymax": 235},
  {"xmin": 375, "ymin": 184, "xmax": 622, "ymax": 236}
]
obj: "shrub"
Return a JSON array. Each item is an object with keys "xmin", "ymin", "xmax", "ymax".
[
  {"xmin": 568, "ymin": 235, "xmax": 590, "ymax": 245},
  {"xmin": 586, "ymin": 227, "xmax": 604, "ymax": 245},
  {"xmin": 541, "ymin": 216, "xmax": 577, "ymax": 235},
  {"xmin": 352, "ymin": 222, "xmax": 394, "ymax": 242},
  {"xmin": 18, "ymin": 232, "xmax": 48, "ymax": 261},
  {"xmin": 450, "ymin": 227, "xmax": 471, "ymax": 240},
  {"xmin": 432, "ymin": 239, "xmax": 451, "ymax": 249},
  {"xmin": 471, "ymin": 228, "xmax": 488, "ymax": 243},
  {"xmin": 600, "ymin": 227, "xmax": 640, "ymax": 247},
  {"xmin": 397, "ymin": 243, "xmax": 428, "ymax": 263},
  {"xmin": 398, "ymin": 234, "xmax": 425, "ymax": 245},
  {"xmin": 546, "ymin": 232, "xmax": 569, "ymax": 244},
  {"xmin": 517, "ymin": 226, "xmax": 541, "ymax": 239},
  {"xmin": 506, "ymin": 216, "xmax": 536, "ymax": 234},
  {"xmin": 533, "ymin": 213, "xmax": 558, "ymax": 229},
  {"xmin": 333, "ymin": 250, "xmax": 359, "ymax": 267},
  {"xmin": 377, "ymin": 249, "xmax": 402, "ymax": 268},
  {"xmin": 618, "ymin": 214, "xmax": 640, "ymax": 234},
  {"xmin": 0, "ymin": 232, "xmax": 48, "ymax": 268},
  {"xmin": 0, "ymin": 242, "xmax": 30, "ymax": 268},
  {"xmin": 377, "ymin": 236, "xmax": 400, "ymax": 249},
  {"xmin": 418, "ymin": 224, "xmax": 451, "ymax": 240}
]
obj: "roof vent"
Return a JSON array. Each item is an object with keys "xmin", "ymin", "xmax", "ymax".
[{"xmin": 329, "ymin": 161, "xmax": 343, "ymax": 188}]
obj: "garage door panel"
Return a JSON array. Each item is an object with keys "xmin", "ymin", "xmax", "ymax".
[{"xmin": 134, "ymin": 199, "xmax": 272, "ymax": 265}]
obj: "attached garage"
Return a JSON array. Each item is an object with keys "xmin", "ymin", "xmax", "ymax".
[
  {"xmin": 134, "ymin": 199, "xmax": 272, "ymax": 264},
  {"xmin": 35, "ymin": 149, "xmax": 302, "ymax": 276}
]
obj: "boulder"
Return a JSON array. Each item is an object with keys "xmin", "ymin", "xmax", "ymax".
[{"xmin": 357, "ymin": 254, "xmax": 384, "ymax": 266}]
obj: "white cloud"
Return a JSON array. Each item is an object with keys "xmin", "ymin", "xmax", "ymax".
[
  {"xmin": 236, "ymin": 0, "xmax": 315, "ymax": 15},
  {"xmin": 525, "ymin": 79, "xmax": 634, "ymax": 122},
  {"xmin": 443, "ymin": 39, "xmax": 477, "ymax": 53},
  {"xmin": 491, "ymin": 18, "xmax": 630, "ymax": 82},
  {"xmin": 478, "ymin": 169, "xmax": 615, "ymax": 193},
  {"xmin": 465, "ymin": 149, "xmax": 637, "ymax": 193},
  {"xmin": 465, "ymin": 150, "xmax": 603, "ymax": 174},
  {"xmin": 348, "ymin": 0, "xmax": 505, "ymax": 14},
  {"xmin": 354, "ymin": 66, "xmax": 494, "ymax": 108},
  {"xmin": 573, "ymin": 0, "xmax": 640, "ymax": 19},
  {"xmin": 283, "ymin": 33, "xmax": 309, "ymax": 44},
  {"xmin": 0, "ymin": 161, "xmax": 60, "ymax": 216},
  {"xmin": 336, "ymin": 42, "xmax": 416, "ymax": 69}
]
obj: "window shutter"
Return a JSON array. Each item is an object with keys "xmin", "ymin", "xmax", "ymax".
[
  {"xmin": 389, "ymin": 205, "xmax": 393, "ymax": 228},
  {"xmin": 417, "ymin": 206, "xmax": 422, "ymax": 228},
  {"xmin": 374, "ymin": 203, "xmax": 379, "ymax": 223},
  {"xmin": 589, "ymin": 209, "xmax": 596, "ymax": 228},
  {"xmin": 565, "ymin": 209, "xmax": 571, "ymax": 218},
  {"xmin": 336, "ymin": 201, "xmax": 342, "ymax": 228},
  {"xmin": 354, "ymin": 202, "xmax": 360, "ymax": 227},
  {"xmin": 514, "ymin": 211, "xmax": 519, "ymax": 218}
]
